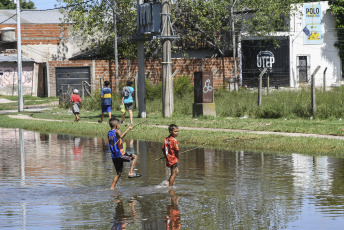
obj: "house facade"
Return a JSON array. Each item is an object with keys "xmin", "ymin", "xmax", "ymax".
[{"xmin": 0, "ymin": 9, "xmax": 81, "ymax": 97}]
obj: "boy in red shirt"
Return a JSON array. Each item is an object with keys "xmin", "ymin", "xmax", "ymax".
[
  {"xmin": 70, "ymin": 89, "xmax": 82, "ymax": 122},
  {"xmin": 162, "ymin": 124, "xmax": 180, "ymax": 186}
]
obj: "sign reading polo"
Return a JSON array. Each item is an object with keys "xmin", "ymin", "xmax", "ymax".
[
  {"xmin": 304, "ymin": 4, "xmax": 322, "ymax": 45},
  {"xmin": 257, "ymin": 51, "xmax": 275, "ymax": 72}
]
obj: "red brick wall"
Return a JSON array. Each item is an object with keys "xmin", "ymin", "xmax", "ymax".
[
  {"xmin": 0, "ymin": 24, "xmax": 69, "ymax": 45},
  {"xmin": 48, "ymin": 57, "xmax": 237, "ymax": 96}
]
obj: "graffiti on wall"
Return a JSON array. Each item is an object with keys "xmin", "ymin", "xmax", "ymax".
[{"xmin": 0, "ymin": 66, "xmax": 34, "ymax": 95}]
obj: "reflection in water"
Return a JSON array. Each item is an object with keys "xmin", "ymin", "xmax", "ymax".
[
  {"xmin": 1, "ymin": 128, "xmax": 344, "ymax": 229},
  {"xmin": 165, "ymin": 190, "xmax": 181, "ymax": 230},
  {"xmin": 73, "ymin": 137, "xmax": 82, "ymax": 161}
]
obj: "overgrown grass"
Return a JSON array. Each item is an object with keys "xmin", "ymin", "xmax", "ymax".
[{"xmin": 139, "ymin": 84, "xmax": 344, "ymax": 119}]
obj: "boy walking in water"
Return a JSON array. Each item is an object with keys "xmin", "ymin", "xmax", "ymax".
[
  {"xmin": 99, "ymin": 81, "xmax": 112, "ymax": 123},
  {"xmin": 108, "ymin": 118, "xmax": 141, "ymax": 190},
  {"xmin": 162, "ymin": 124, "xmax": 180, "ymax": 186}
]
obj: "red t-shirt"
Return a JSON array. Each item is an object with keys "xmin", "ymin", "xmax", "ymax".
[
  {"xmin": 71, "ymin": 94, "xmax": 81, "ymax": 103},
  {"xmin": 162, "ymin": 135, "xmax": 179, "ymax": 167}
]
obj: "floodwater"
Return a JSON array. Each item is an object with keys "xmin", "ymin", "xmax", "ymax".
[{"xmin": 1, "ymin": 128, "xmax": 344, "ymax": 229}]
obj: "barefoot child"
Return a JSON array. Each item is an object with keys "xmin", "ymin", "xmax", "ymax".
[
  {"xmin": 108, "ymin": 118, "xmax": 141, "ymax": 190},
  {"xmin": 162, "ymin": 124, "xmax": 180, "ymax": 186},
  {"xmin": 70, "ymin": 89, "xmax": 81, "ymax": 122}
]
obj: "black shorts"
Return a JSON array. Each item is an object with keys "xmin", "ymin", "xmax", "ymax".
[
  {"xmin": 112, "ymin": 153, "xmax": 134, "ymax": 174},
  {"xmin": 124, "ymin": 102, "xmax": 133, "ymax": 111},
  {"xmin": 170, "ymin": 164, "xmax": 178, "ymax": 170}
]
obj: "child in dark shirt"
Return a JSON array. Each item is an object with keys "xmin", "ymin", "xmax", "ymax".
[{"xmin": 108, "ymin": 118, "xmax": 141, "ymax": 190}]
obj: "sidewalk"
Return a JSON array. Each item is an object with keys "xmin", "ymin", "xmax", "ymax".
[
  {"xmin": 7, "ymin": 114, "xmax": 344, "ymax": 141},
  {"xmin": 0, "ymin": 99, "xmax": 57, "ymax": 114}
]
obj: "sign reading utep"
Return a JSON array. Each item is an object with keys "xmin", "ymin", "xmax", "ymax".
[
  {"xmin": 304, "ymin": 4, "xmax": 322, "ymax": 45},
  {"xmin": 257, "ymin": 51, "xmax": 275, "ymax": 72}
]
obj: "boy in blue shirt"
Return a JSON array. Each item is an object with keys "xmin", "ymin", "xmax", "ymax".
[
  {"xmin": 108, "ymin": 118, "xmax": 141, "ymax": 190},
  {"xmin": 121, "ymin": 80, "xmax": 135, "ymax": 125},
  {"xmin": 99, "ymin": 81, "xmax": 112, "ymax": 123}
]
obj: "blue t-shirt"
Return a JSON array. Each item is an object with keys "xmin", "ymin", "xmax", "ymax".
[
  {"xmin": 101, "ymin": 87, "xmax": 112, "ymax": 106},
  {"xmin": 108, "ymin": 129, "xmax": 121, "ymax": 159},
  {"xmin": 123, "ymin": 87, "xmax": 134, "ymax": 104}
]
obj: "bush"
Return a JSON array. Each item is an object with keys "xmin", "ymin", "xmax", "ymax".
[
  {"xmin": 145, "ymin": 79, "xmax": 162, "ymax": 101},
  {"xmin": 174, "ymin": 76, "xmax": 193, "ymax": 98}
]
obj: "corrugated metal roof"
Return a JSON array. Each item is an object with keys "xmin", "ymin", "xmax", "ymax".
[
  {"xmin": 0, "ymin": 9, "xmax": 65, "ymax": 24},
  {"xmin": 0, "ymin": 54, "xmax": 34, "ymax": 62}
]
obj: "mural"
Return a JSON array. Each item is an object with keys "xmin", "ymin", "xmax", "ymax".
[{"xmin": 0, "ymin": 66, "xmax": 34, "ymax": 95}]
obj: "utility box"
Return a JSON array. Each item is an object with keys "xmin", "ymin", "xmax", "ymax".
[
  {"xmin": 137, "ymin": 2, "xmax": 161, "ymax": 35},
  {"xmin": 193, "ymin": 71, "xmax": 216, "ymax": 117}
]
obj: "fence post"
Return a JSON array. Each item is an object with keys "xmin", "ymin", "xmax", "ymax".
[
  {"xmin": 323, "ymin": 67, "xmax": 327, "ymax": 92},
  {"xmin": 311, "ymin": 65, "xmax": 321, "ymax": 117},
  {"xmin": 267, "ymin": 73, "xmax": 270, "ymax": 96},
  {"xmin": 82, "ymin": 81, "xmax": 85, "ymax": 99},
  {"xmin": 258, "ymin": 68, "xmax": 267, "ymax": 106}
]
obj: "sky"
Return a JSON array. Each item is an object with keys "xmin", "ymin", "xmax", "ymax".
[{"xmin": 32, "ymin": 0, "xmax": 61, "ymax": 10}]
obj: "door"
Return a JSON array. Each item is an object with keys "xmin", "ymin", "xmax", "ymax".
[
  {"xmin": 298, "ymin": 56, "xmax": 308, "ymax": 83},
  {"xmin": 56, "ymin": 67, "xmax": 90, "ymax": 97}
]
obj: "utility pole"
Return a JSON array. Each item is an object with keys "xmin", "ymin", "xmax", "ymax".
[
  {"xmin": 162, "ymin": 0, "xmax": 173, "ymax": 117},
  {"xmin": 137, "ymin": 0, "xmax": 146, "ymax": 118},
  {"xmin": 113, "ymin": 0, "xmax": 119, "ymax": 93},
  {"xmin": 231, "ymin": 0, "xmax": 237, "ymax": 84},
  {"xmin": 16, "ymin": 0, "xmax": 23, "ymax": 112}
]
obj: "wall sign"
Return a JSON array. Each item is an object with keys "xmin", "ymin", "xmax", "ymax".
[
  {"xmin": 257, "ymin": 51, "xmax": 275, "ymax": 72},
  {"xmin": 304, "ymin": 4, "xmax": 322, "ymax": 45}
]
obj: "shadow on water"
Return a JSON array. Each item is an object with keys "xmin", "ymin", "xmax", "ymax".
[{"xmin": 1, "ymin": 128, "xmax": 344, "ymax": 229}]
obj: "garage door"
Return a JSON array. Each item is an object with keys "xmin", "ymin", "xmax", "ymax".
[{"xmin": 56, "ymin": 67, "xmax": 91, "ymax": 97}]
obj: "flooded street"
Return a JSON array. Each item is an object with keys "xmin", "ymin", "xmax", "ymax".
[{"xmin": 1, "ymin": 128, "xmax": 344, "ymax": 229}]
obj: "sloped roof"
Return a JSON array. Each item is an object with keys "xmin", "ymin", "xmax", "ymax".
[{"xmin": 0, "ymin": 9, "xmax": 65, "ymax": 24}]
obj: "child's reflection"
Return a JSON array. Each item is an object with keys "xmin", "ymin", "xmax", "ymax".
[
  {"xmin": 165, "ymin": 189, "xmax": 181, "ymax": 230},
  {"xmin": 73, "ymin": 137, "xmax": 82, "ymax": 161},
  {"xmin": 112, "ymin": 196, "xmax": 138, "ymax": 230}
]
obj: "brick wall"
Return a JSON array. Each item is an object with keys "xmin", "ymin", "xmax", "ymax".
[
  {"xmin": 0, "ymin": 24, "xmax": 69, "ymax": 45},
  {"xmin": 48, "ymin": 57, "xmax": 236, "ymax": 96}
]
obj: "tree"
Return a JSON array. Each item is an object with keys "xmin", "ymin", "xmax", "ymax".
[
  {"xmin": 58, "ymin": 0, "xmax": 137, "ymax": 60},
  {"xmin": 0, "ymin": 0, "xmax": 35, "ymax": 9},
  {"xmin": 329, "ymin": 0, "xmax": 344, "ymax": 75},
  {"xmin": 58, "ymin": 0, "xmax": 301, "ymax": 60},
  {"xmin": 172, "ymin": 0, "xmax": 299, "ymax": 57}
]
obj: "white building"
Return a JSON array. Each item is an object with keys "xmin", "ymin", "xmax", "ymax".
[
  {"xmin": 290, "ymin": 1, "xmax": 341, "ymax": 88},
  {"xmin": 240, "ymin": 1, "xmax": 342, "ymax": 88}
]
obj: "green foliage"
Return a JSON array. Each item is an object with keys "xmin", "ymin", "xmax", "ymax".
[
  {"xmin": 173, "ymin": 0, "xmax": 299, "ymax": 56},
  {"xmin": 58, "ymin": 0, "xmax": 137, "ymax": 59},
  {"xmin": 145, "ymin": 79, "xmax": 162, "ymax": 101},
  {"xmin": 0, "ymin": 0, "xmax": 35, "ymax": 9},
  {"xmin": 329, "ymin": 1, "xmax": 344, "ymax": 75},
  {"xmin": 173, "ymin": 76, "xmax": 193, "ymax": 98}
]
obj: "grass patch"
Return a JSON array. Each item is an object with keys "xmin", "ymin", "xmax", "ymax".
[
  {"xmin": 2, "ymin": 85, "xmax": 344, "ymax": 156},
  {"xmin": 1, "ymin": 115, "xmax": 344, "ymax": 156}
]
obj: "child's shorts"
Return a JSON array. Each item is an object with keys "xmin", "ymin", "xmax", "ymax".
[
  {"xmin": 112, "ymin": 153, "xmax": 134, "ymax": 174},
  {"xmin": 124, "ymin": 102, "xmax": 133, "ymax": 111},
  {"xmin": 72, "ymin": 103, "xmax": 80, "ymax": 114},
  {"xmin": 102, "ymin": 105, "xmax": 111, "ymax": 113}
]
